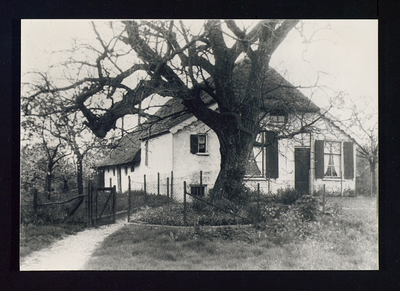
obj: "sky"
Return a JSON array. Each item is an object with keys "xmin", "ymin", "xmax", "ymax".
[{"xmin": 21, "ymin": 19, "xmax": 378, "ymax": 141}]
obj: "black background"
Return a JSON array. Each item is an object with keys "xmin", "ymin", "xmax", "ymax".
[{"xmin": 1, "ymin": 0, "xmax": 398, "ymax": 290}]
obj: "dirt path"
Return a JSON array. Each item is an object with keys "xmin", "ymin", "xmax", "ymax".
[{"xmin": 20, "ymin": 220, "xmax": 127, "ymax": 271}]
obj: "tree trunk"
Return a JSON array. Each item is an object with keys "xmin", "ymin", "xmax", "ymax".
[
  {"xmin": 370, "ymin": 160, "xmax": 377, "ymax": 197},
  {"xmin": 46, "ymin": 173, "xmax": 52, "ymax": 200},
  {"xmin": 211, "ymin": 124, "xmax": 256, "ymax": 202},
  {"xmin": 76, "ymin": 156, "xmax": 84, "ymax": 195},
  {"xmin": 62, "ymin": 176, "xmax": 69, "ymax": 193}
]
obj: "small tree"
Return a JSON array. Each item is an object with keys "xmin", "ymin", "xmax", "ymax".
[
  {"xmin": 354, "ymin": 119, "xmax": 378, "ymax": 197},
  {"xmin": 21, "ymin": 119, "xmax": 70, "ymax": 200}
]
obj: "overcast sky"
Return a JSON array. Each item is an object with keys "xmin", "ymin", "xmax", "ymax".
[{"xmin": 21, "ymin": 19, "xmax": 378, "ymax": 136}]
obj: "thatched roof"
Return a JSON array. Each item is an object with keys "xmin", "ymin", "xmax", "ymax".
[
  {"xmin": 98, "ymin": 60, "xmax": 320, "ymax": 168},
  {"xmin": 232, "ymin": 58, "xmax": 320, "ymax": 114},
  {"xmin": 97, "ymin": 131, "xmax": 141, "ymax": 168},
  {"xmin": 136, "ymin": 60, "xmax": 319, "ymax": 139}
]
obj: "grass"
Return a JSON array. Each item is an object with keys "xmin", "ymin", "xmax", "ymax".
[
  {"xmin": 19, "ymin": 192, "xmax": 170, "ymax": 260},
  {"xmin": 84, "ymin": 196, "xmax": 378, "ymax": 270},
  {"xmin": 20, "ymin": 222, "xmax": 86, "ymax": 259}
]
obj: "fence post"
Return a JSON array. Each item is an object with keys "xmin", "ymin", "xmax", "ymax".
[
  {"xmin": 323, "ymin": 184, "xmax": 326, "ymax": 214},
  {"xmin": 200, "ymin": 170, "xmax": 203, "ymax": 196},
  {"xmin": 144, "ymin": 174, "xmax": 147, "ymax": 203},
  {"xmin": 157, "ymin": 172, "xmax": 160, "ymax": 196},
  {"xmin": 112, "ymin": 186, "xmax": 116, "ymax": 223},
  {"xmin": 183, "ymin": 181, "xmax": 187, "ymax": 226},
  {"xmin": 171, "ymin": 171, "xmax": 173, "ymax": 200},
  {"xmin": 256, "ymin": 183, "xmax": 260, "ymax": 228},
  {"xmin": 370, "ymin": 171, "xmax": 373, "ymax": 199},
  {"xmin": 128, "ymin": 176, "xmax": 131, "ymax": 222},
  {"xmin": 167, "ymin": 177, "xmax": 170, "ymax": 200}
]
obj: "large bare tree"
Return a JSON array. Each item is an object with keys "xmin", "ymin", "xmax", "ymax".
[{"xmin": 24, "ymin": 20, "xmax": 304, "ymax": 200}]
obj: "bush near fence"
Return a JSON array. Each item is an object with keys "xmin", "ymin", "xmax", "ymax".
[
  {"xmin": 20, "ymin": 187, "xmax": 87, "ymax": 225},
  {"xmin": 131, "ymin": 185, "xmax": 320, "ymax": 227}
]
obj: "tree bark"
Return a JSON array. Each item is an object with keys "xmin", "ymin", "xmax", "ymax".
[
  {"xmin": 46, "ymin": 173, "xmax": 52, "ymax": 200},
  {"xmin": 210, "ymin": 119, "xmax": 257, "ymax": 201}
]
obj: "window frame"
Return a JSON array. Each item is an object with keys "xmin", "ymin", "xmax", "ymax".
[
  {"xmin": 190, "ymin": 134, "xmax": 208, "ymax": 155},
  {"xmin": 190, "ymin": 185, "xmax": 206, "ymax": 197},
  {"xmin": 323, "ymin": 141, "xmax": 342, "ymax": 179},
  {"xmin": 315, "ymin": 140, "xmax": 354, "ymax": 181},
  {"xmin": 197, "ymin": 134, "xmax": 206, "ymax": 153},
  {"xmin": 268, "ymin": 109, "xmax": 288, "ymax": 125},
  {"xmin": 246, "ymin": 131, "xmax": 279, "ymax": 179}
]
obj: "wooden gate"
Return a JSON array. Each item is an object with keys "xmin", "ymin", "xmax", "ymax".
[{"xmin": 86, "ymin": 181, "xmax": 116, "ymax": 226}]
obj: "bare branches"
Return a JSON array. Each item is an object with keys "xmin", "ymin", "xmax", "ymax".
[{"xmin": 23, "ymin": 20, "xmax": 304, "ymax": 144}]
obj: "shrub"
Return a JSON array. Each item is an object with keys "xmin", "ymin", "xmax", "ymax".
[
  {"xmin": 276, "ymin": 188, "xmax": 302, "ymax": 205},
  {"xmin": 294, "ymin": 195, "xmax": 319, "ymax": 221},
  {"xmin": 343, "ymin": 188, "xmax": 356, "ymax": 197}
]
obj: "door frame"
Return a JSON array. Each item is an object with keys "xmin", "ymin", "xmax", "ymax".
[{"xmin": 294, "ymin": 147, "xmax": 311, "ymax": 194}]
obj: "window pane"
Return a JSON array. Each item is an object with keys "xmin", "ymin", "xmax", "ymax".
[
  {"xmin": 324, "ymin": 152, "xmax": 341, "ymax": 178},
  {"xmin": 324, "ymin": 141, "xmax": 340, "ymax": 154},
  {"xmin": 191, "ymin": 186, "xmax": 205, "ymax": 196},
  {"xmin": 198, "ymin": 135, "xmax": 206, "ymax": 153},
  {"xmin": 198, "ymin": 144, "xmax": 205, "ymax": 153}
]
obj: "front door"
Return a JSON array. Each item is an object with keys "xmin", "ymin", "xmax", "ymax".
[{"xmin": 295, "ymin": 148, "xmax": 310, "ymax": 194}]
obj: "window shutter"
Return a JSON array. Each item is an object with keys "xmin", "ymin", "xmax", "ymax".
[
  {"xmin": 343, "ymin": 142, "xmax": 354, "ymax": 179},
  {"xmin": 265, "ymin": 131, "xmax": 279, "ymax": 179},
  {"xmin": 315, "ymin": 140, "xmax": 324, "ymax": 179},
  {"xmin": 190, "ymin": 135, "xmax": 198, "ymax": 154}
]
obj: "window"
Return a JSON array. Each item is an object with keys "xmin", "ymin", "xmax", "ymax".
[
  {"xmin": 131, "ymin": 165, "xmax": 134, "ymax": 172},
  {"xmin": 268, "ymin": 109, "xmax": 287, "ymax": 125},
  {"xmin": 191, "ymin": 185, "xmax": 205, "ymax": 197},
  {"xmin": 190, "ymin": 134, "xmax": 207, "ymax": 154},
  {"xmin": 324, "ymin": 141, "xmax": 341, "ymax": 178},
  {"xmin": 113, "ymin": 167, "xmax": 115, "ymax": 176},
  {"xmin": 247, "ymin": 131, "xmax": 279, "ymax": 179},
  {"xmin": 315, "ymin": 140, "xmax": 354, "ymax": 179},
  {"xmin": 270, "ymin": 115, "xmax": 286, "ymax": 124},
  {"xmin": 125, "ymin": 166, "xmax": 128, "ymax": 175}
]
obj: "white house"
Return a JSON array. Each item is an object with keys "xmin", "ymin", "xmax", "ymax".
[{"xmin": 97, "ymin": 61, "xmax": 356, "ymax": 201}]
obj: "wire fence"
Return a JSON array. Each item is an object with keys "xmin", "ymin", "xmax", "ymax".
[{"xmin": 124, "ymin": 170, "xmax": 219, "ymax": 202}]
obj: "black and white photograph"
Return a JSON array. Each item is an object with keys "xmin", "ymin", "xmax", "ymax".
[{"xmin": 20, "ymin": 19, "xmax": 378, "ymax": 270}]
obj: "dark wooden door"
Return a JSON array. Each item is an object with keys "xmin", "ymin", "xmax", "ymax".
[{"xmin": 295, "ymin": 148, "xmax": 310, "ymax": 194}]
